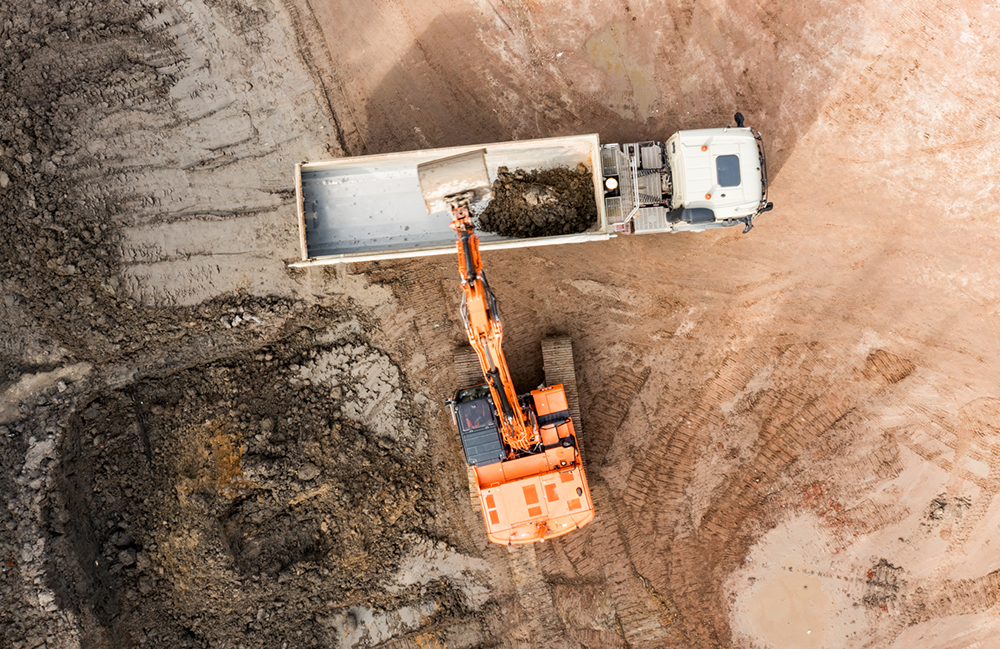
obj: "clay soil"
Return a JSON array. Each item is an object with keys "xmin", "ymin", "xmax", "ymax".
[{"xmin": 3, "ymin": 1, "xmax": 1000, "ymax": 648}]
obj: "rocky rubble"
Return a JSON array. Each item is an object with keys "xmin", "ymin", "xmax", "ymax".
[{"xmin": 34, "ymin": 325, "xmax": 463, "ymax": 647}]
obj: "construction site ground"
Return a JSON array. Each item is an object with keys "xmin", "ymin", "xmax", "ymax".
[{"xmin": 2, "ymin": 0, "xmax": 999, "ymax": 647}]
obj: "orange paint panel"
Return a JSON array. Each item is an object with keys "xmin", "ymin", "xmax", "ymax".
[
  {"xmin": 485, "ymin": 493, "xmax": 495, "ymax": 509},
  {"xmin": 538, "ymin": 421, "xmax": 561, "ymax": 446},
  {"xmin": 523, "ymin": 484, "xmax": 539, "ymax": 506},
  {"xmin": 560, "ymin": 470, "xmax": 575, "ymax": 483},
  {"xmin": 545, "ymin": 483, "xmax": 559, "ymax": 502},
  {"xmin": 527, "ymin": 506, "xmax": 542, "ymax": 518},
  {"xmin": 502, "ymin": 453, "xmax": 549, "ymax": 481},
  {"xmin": 476, "ymin": 463, "xmax": 504, "ymax": 488},
  {"xmin": 489, "ymin": 510, "xmax": 500, "ymax": 525},
  {"xmin": 567, "ymin": 498, "xmax": 581, "ymax": 511},
  {"xmin": 532, "ymin": 385, "xmax": 568, "ymax": 415},
  {"xmin": 545, "ymin": 446, "xmax": 573, "ymax": 467}
]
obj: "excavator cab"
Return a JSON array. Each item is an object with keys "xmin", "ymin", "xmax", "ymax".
[{"xmin": 449, "ymin": 385, "xmax": 506, "ymax": 467}]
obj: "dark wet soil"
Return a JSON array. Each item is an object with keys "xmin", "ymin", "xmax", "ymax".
[
  {"xmin": 476, "ymin": 164, "xmax": 598, "ymax": 238},
  {"xmin": 42, "ymin": 317, "xmax": 456, "ymax": 647}
]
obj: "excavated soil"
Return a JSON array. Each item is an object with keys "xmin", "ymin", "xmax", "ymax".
[
  {"xmin": 45, "ymin": 316, "xmax": 446, "ymax": 647},
  {"xmin": 476, "ymin": 165, "xmax": 597, "ymax": 238},
  {"xmin": 4, "ymin": 1, "xmax": 1000, "ymax": 648}
]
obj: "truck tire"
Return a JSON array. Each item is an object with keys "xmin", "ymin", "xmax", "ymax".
[{"xmin": 541, "ymin": 336, "xmax": 584, "ymax": 442}]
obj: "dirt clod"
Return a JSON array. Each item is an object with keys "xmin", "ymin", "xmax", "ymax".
[
  {"xmin": 863, "ymin": 559, "xmax": 905, "ymax": 608},
  {"xmin": 476, "ymin": 164, "xmax": 597, "ymax": 238}
]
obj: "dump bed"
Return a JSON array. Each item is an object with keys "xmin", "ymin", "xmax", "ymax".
[{"xmin": 290, "ymin": 135, "xmax": 610, "ymax": 266}]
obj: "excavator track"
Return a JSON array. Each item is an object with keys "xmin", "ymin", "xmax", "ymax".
[
  {"xmin": 541, "ymin": 336, "xmax": 583, "ymax": 440},
  {"xmin": 453, "ymin": 345, "xmax": 484, "ymax": 389}
]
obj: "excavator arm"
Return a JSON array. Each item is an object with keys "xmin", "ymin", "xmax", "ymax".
[{"xmin": 450, "ymin": 203, "xmax": 539, "ymax": 453}]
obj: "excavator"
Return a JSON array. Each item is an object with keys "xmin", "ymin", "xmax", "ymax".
[{"xmin": 417, "ymin": 150, "xmax": 595, "ymax": 544}]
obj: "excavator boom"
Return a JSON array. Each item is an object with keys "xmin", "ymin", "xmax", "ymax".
[{"xmin": 451, "ymin": 207, "xmax": 538, "ymax": 452}]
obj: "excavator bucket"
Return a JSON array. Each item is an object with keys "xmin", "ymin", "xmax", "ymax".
[{"xmin": 417, "ymin": 149, "xmax": 492, "ymax": 214}]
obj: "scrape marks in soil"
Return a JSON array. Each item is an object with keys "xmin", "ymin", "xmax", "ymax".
[
  {"xmin": 504, "ymin": 544, "xmax": 572, "ymax": 649},
  {"xmin": 619, "ymin": 343, "xmax": 919, "ymax": 647},
  {"xmin": 863, "ymin": 348, "xmax": 916, "ymax": 384},
  {"xmin": 860, "ymin": 566, "xmax": 1000, "ymax": 647},
  {"xmin": 897, "ymin": 396, "xmax": 1000, "ymax": 556},
  {"xmin": 624, "ymin": 346, "xmax": 770, "ymax": 522},
  {"xmin": 352, "ymin": 259, "xmax": 459, "ymax": 378},
  {"xmin": 541, "ymin": 478, "xmax": 680, "ymax": 645},
  {"xmin": 584, "ymin": 365, "xmax": 651, "ymax": 465}
]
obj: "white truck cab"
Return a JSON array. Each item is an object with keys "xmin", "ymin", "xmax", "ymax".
[{"xmin": 600, "ymin": 113, "xmax": 772, "ymax": 235}]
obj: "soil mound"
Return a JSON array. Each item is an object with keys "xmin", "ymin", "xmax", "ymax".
[
  {"xmin": 477, "ymin": 164, "xmax": 597, "ymax": 238},
  {"xmin": 41, "ymin": 321, "xmax": 451, "ymax": 646}
]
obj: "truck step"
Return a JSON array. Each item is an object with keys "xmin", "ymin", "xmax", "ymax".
[
  {"xmin": 541, "ymin": 336, "xmax": 583, "ymax": 441},
  {"xmin": 453, "ymin": 346, "xmax": 484, "ymax": 388},
  {"xmin": 605, "ymin": 196, "xmax": 624, "ymax": 226}
]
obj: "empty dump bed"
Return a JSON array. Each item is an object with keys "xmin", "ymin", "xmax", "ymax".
[{"xmin": 291, "ymin": 135, "xmax": 610, "ymax": 266}]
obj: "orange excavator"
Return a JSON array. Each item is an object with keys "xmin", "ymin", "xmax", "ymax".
[{"xmin": 417, "ymin": 150, "xmax": 594, "ymax": 544}]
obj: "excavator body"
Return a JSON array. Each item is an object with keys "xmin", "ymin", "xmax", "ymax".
[
  {"xmin": 451, "ymin": 382, "xmax": 593, "ymax": 543},
  {"xmin": 419, "ymin": 150, "xmax": 595, "ymax": 545}
]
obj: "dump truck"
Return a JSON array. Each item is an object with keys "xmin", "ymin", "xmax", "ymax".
[{"xmin": 290, "ymin": 114, "xmax": 772, "ymax": 267}]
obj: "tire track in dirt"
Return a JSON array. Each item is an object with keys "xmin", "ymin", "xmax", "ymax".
[
  {"xmin": 277, "ymin": 0, "xmax": 358, "ymax": 155},
  {"xmin": 583, "ymin": 365, "xmax": 651, "ymax": 466},
  {"xmin": 856, "ymin": 397, "xmax": 1000, "ymax": 647},
  {"xmin": 502, "ymin": 545, "xmax": 573, "ymax": 649},
  {"xmin": 619, "ymin": 345, "xmax": 917, "ymax": 646},
  {"xmin": 541, "ymin": 478, "xmax": 680, "ymax": 646},
  {"xmin": 858, "ymin": 568, "xmax": 1000, "ymax": 649},
  {"xmin": 351, "ymin": 259, "xmax": 460, "ymax": 372},
  {"xmin": 898, "ymin": 400, "xmax": 999, "ymax": 525},
  {"xmin": 942, "ymin": 398, "xmax": 1000, "ymax": 557}
]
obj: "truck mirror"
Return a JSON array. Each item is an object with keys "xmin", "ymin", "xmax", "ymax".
[{"xmin": 734, "ymin": 112, "xmax": 745, "ymax": 128}]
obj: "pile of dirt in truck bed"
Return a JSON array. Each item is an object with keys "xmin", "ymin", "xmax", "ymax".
[{"xmin": 476, "ymin": 164, "xmax": 597, "ymax": 238}]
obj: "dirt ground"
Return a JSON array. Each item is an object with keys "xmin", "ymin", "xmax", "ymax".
[{"xmin": 2, "ymin": 0, "xmax": 1000, "ymax": 648}]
